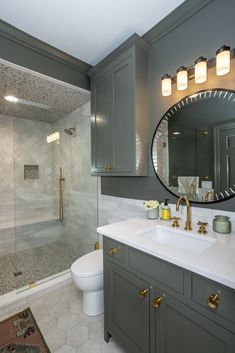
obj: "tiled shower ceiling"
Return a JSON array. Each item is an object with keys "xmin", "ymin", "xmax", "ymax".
[{"xmin": 0, "ymin": 60, "xmax": 90, "ymax": 123}]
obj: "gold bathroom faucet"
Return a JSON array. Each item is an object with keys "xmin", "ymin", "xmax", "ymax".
[{"xmin": 176, "ymin": 196, "xmax": 192, "ymax": 231}]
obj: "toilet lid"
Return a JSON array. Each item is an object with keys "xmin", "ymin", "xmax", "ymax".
[{"xmin": 71, "ymin": 249, "xmax": 103, "ymax": 278}]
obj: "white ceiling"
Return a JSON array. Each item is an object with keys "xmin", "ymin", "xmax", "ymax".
[{"xmin": 0, "ymin": 0, "xmax": 184, "ymax": 65}]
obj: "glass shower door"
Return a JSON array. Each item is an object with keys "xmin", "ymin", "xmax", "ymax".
[
  {"xmin": 0, "ymin": 115, "xmax": 16, "ymax": 296},
  {"xmin": 13, "ymin": 117, "xmax": 61, "ymax": 290},
  {"xmin": 13, "ymin": 105, "xmax": 97, "ymax": 291}
]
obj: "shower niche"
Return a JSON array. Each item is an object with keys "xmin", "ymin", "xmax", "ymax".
[{"xmin": 24, "ymin": 165, "xmax": 39, "ymax": 180}]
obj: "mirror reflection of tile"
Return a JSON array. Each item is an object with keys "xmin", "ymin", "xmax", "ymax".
[{"xmin": 24, "ymin": 165, "xmax": 39, "ymax": 179}]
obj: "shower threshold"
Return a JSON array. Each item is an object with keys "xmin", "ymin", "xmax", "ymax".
[{"xmin": 0, "ymin": 270, "xmax": 72, "ymax": 311}]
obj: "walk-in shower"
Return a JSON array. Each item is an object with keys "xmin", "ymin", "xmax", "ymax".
[{"xmin": 0, "ymin": 59, "xmax": 97, "ymax": 298}]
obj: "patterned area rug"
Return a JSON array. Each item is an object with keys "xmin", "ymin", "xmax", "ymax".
[{"xmin": 0, "ymin": 308, "xmax": 50, "ymax": 353}]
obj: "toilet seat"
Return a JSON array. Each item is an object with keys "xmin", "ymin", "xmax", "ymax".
[{"xmin": 71, "ymin": 249, "xmax": 103, "ymax": 278}]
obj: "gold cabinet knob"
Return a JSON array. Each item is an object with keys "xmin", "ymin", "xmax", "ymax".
[
  {"xmin": 207, "ymin": 294, "xmax": 220, "ymax": 309},
  {"xmin": 138, "ymin": 288, "xmax": 148, "ymax": 299},
  {"xmin": 152, "ymin": 297, "xmax": 164, "ymax": 309},
  {"xmin": 108, "ymin": 247, "xmax": 119, "ymax": 255},
  {"xmin": 105, "ymin": 165, "xmax": 113, "ymax": 171}
]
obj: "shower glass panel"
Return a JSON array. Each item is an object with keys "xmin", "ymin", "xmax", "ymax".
[
  {"xmin": 13, "ymin": 106, "xmax": 97, "ymax": 291},
  {"xmin": 0, "ymin": 59, "xmax": 97, "ymax": 293},
  {"xmin": 0, "ymin": 115, "xmax": 16, "ymax": 296}
]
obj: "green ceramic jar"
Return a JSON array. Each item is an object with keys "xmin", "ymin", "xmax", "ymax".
[{"xmin": 213, "ymin": 215, "xmax": 231, "ymax": 234}]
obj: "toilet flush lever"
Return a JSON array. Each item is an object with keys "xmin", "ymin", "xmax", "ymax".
[{"xmin": 108, "ymin": 247, "xmax": 119, "ymax": 255}]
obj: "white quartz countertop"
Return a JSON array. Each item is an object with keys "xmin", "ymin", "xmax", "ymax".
[{"xmin": 97, "ymin": 217, "xmax": 235, "ymax": 290}]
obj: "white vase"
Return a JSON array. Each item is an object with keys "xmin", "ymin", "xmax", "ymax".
[{"xmin": 147, "ymin": 207, "xmax": 159, "ymax": 219}]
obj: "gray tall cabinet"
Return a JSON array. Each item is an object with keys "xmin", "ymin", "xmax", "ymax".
[
  {"xmin": 88, "ymin": 34, "xmax": 149, "ymax": 176},
  {"xmin": 103, "ymin": 236, "xmax": 235, "ymax": 353}
]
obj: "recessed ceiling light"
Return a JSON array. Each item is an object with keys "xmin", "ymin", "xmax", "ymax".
[
  {"xmin": 172, "ymin": 131, "xmax": 180, "ymax": 135},
  {"xmin": 4, "ymin": 95, "xmax": 19, "ymax": 103},
  {"xmin": 4, "ymin": 95, "xmax": 50, "ymax": 110}
]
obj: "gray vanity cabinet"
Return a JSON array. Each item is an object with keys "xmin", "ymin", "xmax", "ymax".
[
  {"xmin": 103, "ymin": 236, "xmax": 235, "ymax": 353},
  {"xmin": 153, "ymin": 288, "xmax": 235, "ymax": 353},
  {"xmin": 105, "ymin": 260, "xmax": 150, "ymax": 353},
  {"xmin": 89, "ymin": 35, "xmax": 149, "ymax": 176}
]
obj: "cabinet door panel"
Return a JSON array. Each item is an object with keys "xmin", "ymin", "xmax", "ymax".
[
  {"xmin": 91, "ymin": 73, "xmax": 111, "ymax": 172},
  {"xmin": 106, "ymin": 261, "xmax": 149, "ymax": 353},
  {"xmin": 154, "ymin": 290, "xmax": 235, "ymax": 353},
  {"xmin": 111, "ymin": 55, "xmax": 134, "ymax": 172}
]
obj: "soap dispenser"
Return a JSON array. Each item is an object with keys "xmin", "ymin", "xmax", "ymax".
[{"xmin": 161, "ymin": 199, "xmax": 171, "ymax": 220}]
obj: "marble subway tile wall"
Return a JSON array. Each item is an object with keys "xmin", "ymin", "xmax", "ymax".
[
  {"xmin": 0, "ymin": 115, "xmax": 15, "ymax": 256},
  {"xmin": 0, "ymin": 115, "xmax": 15, "ymax": 226},
  {"xmin": 98, "ymin": 183, "xmax": 235, "ymax": 243},
  {"xmin": 53, "ymin": 102, "xmax": 98, "ymax": 257},
  {"xmin": 0, "ymin": 114, "xmax": 60, "ymax": 256},
  {"xmin": 16, "ymin": 220, "xmax": 60, "ymax": 252},
  {"xmin": 14, "ymin": 117, "xmax": 56, "ymax": 222}
]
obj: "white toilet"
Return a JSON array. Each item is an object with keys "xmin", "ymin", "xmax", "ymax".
[{"xmin": 71, "ymin": 249, "xmax": 103, "ymax": 316}]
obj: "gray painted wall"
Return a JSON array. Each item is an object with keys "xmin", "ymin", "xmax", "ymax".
[{"xmin": 101, "ymin": 0, "xmax": 235, "ymax": 211}]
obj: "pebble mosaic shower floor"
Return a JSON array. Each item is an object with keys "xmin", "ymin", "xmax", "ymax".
[{"xmin": 0, "ymin": 240, "xmax": 78, "ymax": 295}]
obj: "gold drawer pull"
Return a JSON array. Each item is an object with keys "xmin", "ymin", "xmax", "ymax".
[
  {"xmin": 207, "ymin": 294, "xmax": 220, "ymax": 309},
  {"xmin": 138, "ymin": 288, "xmax": 148, "ymax": 299},
  {"xmin": 108, "ymin": 247, "xmax": 119, "ymax": 255},
  {"xmin": 152, "ymin": 297, "xmax": 163, "ymax": 309}
]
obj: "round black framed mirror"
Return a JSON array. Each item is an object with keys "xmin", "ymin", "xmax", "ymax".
[{"xmin": 151, "ymin": 89, "xmax": 235, "ymax": 203}]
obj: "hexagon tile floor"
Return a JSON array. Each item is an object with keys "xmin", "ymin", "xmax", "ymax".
[{"xmin": 0, "ymin": 284, "xmax": 128, "ymax": 353}]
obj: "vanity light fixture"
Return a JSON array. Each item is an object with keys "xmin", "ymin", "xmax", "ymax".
[
  {"xmin": 176, "ymin": 66, "xmax": 188, "ymax": 91},
  {"xmin": 161, "ymin": 74, "xmax": 172, "ymax": 96},
  {"xmin": 47, "ymin": 132, "xmax": 60, "ymax": 144},
  {"xmin": 216, "ymin": 45, "xmax": 231, "ymax": 76},
  {"xmin": 161, "ymin": 44, "xmax": 233, "ymax": 96},
  {"xmin": 4, "ymin": 95, "xmax": 19, "ymax": 103},
  {"xmin": 195, "ymin": 57, "xmax": 207, "ymax": 83}
]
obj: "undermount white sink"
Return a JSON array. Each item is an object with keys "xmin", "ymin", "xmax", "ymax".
[{"xmin": 136, "ymin": 225, "xmax": 215, "ymax": 254}]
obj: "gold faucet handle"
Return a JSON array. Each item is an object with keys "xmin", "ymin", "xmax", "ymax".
[
  {"xmin": 171, "ymin": 217, "xmax": 180, "ymax": 228},
  {"xmin": 197, "ymin": 221, "xmax": 208, "ymax": 234}
]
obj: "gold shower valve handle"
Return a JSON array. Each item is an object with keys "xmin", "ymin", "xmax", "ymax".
[
  {"xmin": 108, "ymin": 247, "xmax": 119, "ymax": 255},
  {"xmin": 207, "ymin": 294, "xmax": 220, "ymax": 309},
  {"xmin": 138, "ymin": 288, "xmax": 148, "ymax": 299},
  {"xmin": 152, "ymin": 296, "xmax": 164, "ymax": 308}
]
